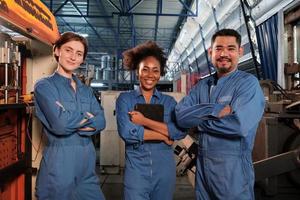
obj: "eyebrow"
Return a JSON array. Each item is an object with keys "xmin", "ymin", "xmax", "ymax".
[
  {"xmin": 215, "ymin": 45, "xmax": 237, "ymax": 48},
  {"xmin": 64, "ymin": 46, "xmax": 84, "ymax": 54},
  {"xmin": 143, "ymin": 65, "xmax": 160, "ymax": 69}
]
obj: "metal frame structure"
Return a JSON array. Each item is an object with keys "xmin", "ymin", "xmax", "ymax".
[{"xmin": 42, "ymin": 0, "xmax": 197, "ymax": 86}]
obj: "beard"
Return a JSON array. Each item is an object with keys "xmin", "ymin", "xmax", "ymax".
[{"xmin": 217, "ymin": 66, "xmax": 231, "ymax": 74}]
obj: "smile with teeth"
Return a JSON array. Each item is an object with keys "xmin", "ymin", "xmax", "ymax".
[
  {"xmin": 218, "ymin": 59, "xmax": 231, "ymax": 65},
  {"xmin": 218, "ymin": 58, "xmax": 230, "ymax": 62},
  {"xmin": 145, "ymin": 80, "xmax": 155, "ymax": 84}
]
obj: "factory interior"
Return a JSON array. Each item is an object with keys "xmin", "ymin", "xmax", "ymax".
[{"xmin": 0, "ymin": 0, "xmax": 300, "ymax": 199}]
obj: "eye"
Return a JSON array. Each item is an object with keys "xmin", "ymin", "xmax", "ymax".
[{"xmin": 77, "ymin": 53, "xmax": 83, "ymax": 57}]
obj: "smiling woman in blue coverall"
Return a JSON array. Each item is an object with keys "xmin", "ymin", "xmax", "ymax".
[
  {"xmin": 175, "ymin": 29, "xmax": 265, "ymax": 200},
  {"xmin": 34, "ymin": 32, "xmax": 106, "ymax": 200},
  {"xmin": 116, "ymin": 41, "xmax": 186, "ymax": 200}
]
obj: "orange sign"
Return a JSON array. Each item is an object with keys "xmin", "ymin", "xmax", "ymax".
[{"xmin": 0, "ymin": 0, "xmax": 60, "ymax": 45}]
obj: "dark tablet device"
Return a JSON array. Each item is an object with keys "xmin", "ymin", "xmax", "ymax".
[{"xmin": 134, "ymin": 103, "xmax": 164, "ymax": 122}]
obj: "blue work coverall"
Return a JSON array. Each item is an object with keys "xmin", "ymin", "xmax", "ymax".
[
  {"xmin": 175, "ymin": 70, "xmax": 265, "ymax": 200},
  {"xmin": 34, "ymin": 72, "xmax": 106, "ymax": 200},
  {"xmin": 116, "ymin": 88, "xmax": 186, "ymax": 200}
]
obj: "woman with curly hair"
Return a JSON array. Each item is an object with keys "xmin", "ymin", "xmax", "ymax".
[{"xmin": 116, "ymin": 41, "xmax": 186, "ymax": 200}]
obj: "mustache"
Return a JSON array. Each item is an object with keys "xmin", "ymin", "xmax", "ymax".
[{"xmin": 217, "ymin": 57, "xmax": 231, "ymax": 62}]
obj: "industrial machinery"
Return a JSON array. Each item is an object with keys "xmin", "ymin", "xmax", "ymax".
[
  {"xmin": 0, "ymin": 1, "xmax": 59, "ymax": 199},
  {"xmin": 173, "ymin": 80, "xmax": 300, "ymax": 199},
  {"xmin": 0, "ymin": 31, "xmax": 32, "ymax": 200}
]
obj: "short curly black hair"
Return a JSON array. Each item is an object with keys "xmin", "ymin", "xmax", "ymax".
[{"xmin": 122, "ymin": 41, "xmax": 167, "ymax": 76}]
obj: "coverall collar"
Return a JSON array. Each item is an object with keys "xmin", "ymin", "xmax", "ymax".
[
  {"xmin": 134, "ymin": 87, "xmax": 162, "ymax": 100},
  {"xmin": 53, "ymin": 72, "xmax": 85, "ymax": 88},
  {"xmin": 215, "ymin": 69, "xmax": 239, "ymax": 85}
]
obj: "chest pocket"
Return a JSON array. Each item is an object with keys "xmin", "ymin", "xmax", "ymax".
[
  {"xmin": 217, "ymin": 95, "xmax": 232, "ymax": 105},
  {"xmin": 61, "ymin": 99, "xmax": 76, "ymax": 111},
  {"xmin": 80, "ymin": 97, "xmax": 90, "ymax": 112}
]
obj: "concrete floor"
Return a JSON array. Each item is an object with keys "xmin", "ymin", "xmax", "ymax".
[{"xmin": 99, "ymin": 171, "xmax": 195, "ymax": 200}]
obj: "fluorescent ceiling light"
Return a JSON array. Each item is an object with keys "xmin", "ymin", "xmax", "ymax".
[
  {"xmin": 90, "ymin": 82, "xmax": 106, "ymax": 87},
  {"xmin": 78, "ymin": 33, "xmax": 88, "ymax": 37}
]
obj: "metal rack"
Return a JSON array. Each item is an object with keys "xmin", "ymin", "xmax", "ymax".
[{"xmin": 0, "ymin": 33, "xmax": 21, "ymax": 104}]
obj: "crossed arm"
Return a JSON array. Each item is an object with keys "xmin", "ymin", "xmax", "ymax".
[
  {"xmin": 175, "ymin": 77, "xmax": 265, "ymax": 137},
  {"xmin": 128, "ymin": 111, "xmax": 173, "ymax": 145},
  {"xmin": 116, "ymin": 94, "xmax": 175, "ymax": 146},
  {"xmin": 34, "ymin": 81, "xmax": 105, "ymax": 136}
]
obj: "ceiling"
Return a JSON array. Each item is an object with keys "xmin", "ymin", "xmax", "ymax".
[{"xmin": 41, "ymin": 0, "xmax": 197, "ymax": 66}]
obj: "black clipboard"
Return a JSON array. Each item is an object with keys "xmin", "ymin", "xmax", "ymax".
[{"xmin": 134, "ymin": 103, "xmax": 164, "ymax": 122}]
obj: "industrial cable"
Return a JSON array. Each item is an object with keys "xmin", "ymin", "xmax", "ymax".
[
  {"xmin": 100, "ymin": 174, "xmax": 109, "ymax": 188},
  {"xmin": 21, "ymin": 100, "xmax": 44, "ymax": 162},
  {"xmin": 270, "ymin": 80, "xmax": 295, "ymax": 101}
]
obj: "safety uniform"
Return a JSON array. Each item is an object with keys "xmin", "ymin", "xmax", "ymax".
[
  {"xmin": 116, "ymin": 88, "xmax": 186, "ymax": 200},
  {"xmin": 175, "ymin": 70, "xmax": 265, "ymax": 200},
  {"xmin": 34, "ymin": 72, "xmax": 106, "ymax": 200}
]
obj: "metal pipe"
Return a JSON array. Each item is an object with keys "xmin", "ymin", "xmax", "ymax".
[
  {"xmin": 198, "ymin": 24, "xmax": 211, "ymax": 75},
  {"xmin": 14, "ymin": 45, "xmax": 20, "ymax": 103},
  {"xmin": 190, "ymin": 38, "xmax": 200, "ymax": 73},
  {"xmin": 112, "ymin": 12, "xmax": 197, "ymax": 17},
  {"xmin": 4, "ymin": 41, "xmax": 9, "ymax": 104},
  {"xmin": 240, "ymin": 0, "xmax": 261, "ymax": 80},
  {"xmin": 127, "ymin": 0, "xmax": 144, "ymax": 13},
  {"xmin": 212, "ymin": 7, "xmax": 219, "ymax": 30}
]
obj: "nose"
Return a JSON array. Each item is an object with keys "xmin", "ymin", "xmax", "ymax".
[
  {"xmin": 147, "ymin": 70, "xmax": 156, "ymax": 77},
  {"xmin": 220, "ymin": 49, "xmax": 229, "ymax": 57},
  {"xmin": 70, "ymin": 52, "xmax": 76, "ymax": 60}
]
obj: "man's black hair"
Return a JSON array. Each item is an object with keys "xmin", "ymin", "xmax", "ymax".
[{"xmin": 211, "ymin": 29, "xmax": 241, "ymax": 47}]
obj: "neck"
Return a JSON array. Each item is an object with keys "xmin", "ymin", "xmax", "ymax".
[
  {"xmin": 57, "ymin": 64, "xmax": 73, "ymax": 78},
  {"xmin": 140, "ymin": 87, "xmax": 154, "ymax": 103},
  {"xmin": 217, "ymin": 69, "xmax": 237, "ymax": 78}
]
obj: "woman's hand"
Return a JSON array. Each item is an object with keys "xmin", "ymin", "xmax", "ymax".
[
  {"xmin": 78, "ymin": 112, "xmax": 95, "ymax": 131},
  {"xmin": 128, "ymin": 111, "xmax": 146, "ymax": 126}
]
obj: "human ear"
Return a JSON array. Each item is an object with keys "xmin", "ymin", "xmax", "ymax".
[
  {"xmin": 208, "ymin": 47, "xmax": 212, "ymax": 58},
  {"xmin": 54, "ymin": 48, "xmax": 60, "ymax": 57},
  {"xmin": 136, "ymin": 69, "xmax": 139, "ymax": 80},
  {"xmin": 239, "ymin": 47, "xmax": 244, "ymax": 56}
]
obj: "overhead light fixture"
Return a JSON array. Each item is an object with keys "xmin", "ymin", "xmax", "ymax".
[
  {"xmin": 90, "ymin": 82, "xmax": 106, "ymax": 87},
  {"xmin": 78, "ymin": 33, "xmax": 88, "ymax": 37}
]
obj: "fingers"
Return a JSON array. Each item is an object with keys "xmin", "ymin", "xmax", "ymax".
[
  {"xmin": 79, "ymin": 127, "xmax": 95, "ymax": 131},
  {"xmin": 55, "ymin": 101, "xmax": 66, "ymax": 111},
  {"xmin": 128, "ymin": 111, "xmax": 140, "ymax": 115},
  {"xmin": 165, "ymin": 139, "xmax": 174, "ymax": 146},
  {"xmin": 79, "ymin": 118, "xmax": 88, "ymax": 125},
  {"xmin": 218, "ymin": 105, "xmax": 232, "ymax": 118},
  {"xmin": 86, "ymin": 112, "xmax": 94, "ymax": 118}
]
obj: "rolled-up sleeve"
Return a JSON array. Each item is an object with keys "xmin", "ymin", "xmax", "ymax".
[
  {"xmin": 116, "ymin": 93, "xmax": 144, "ymax": 145},
  {"xmin": 78, "ymin": 89, "xmax": 106, "ymax": 136},
  {"xmin": 165, "ymin": 97, "xmax": 186, "ymax": 140},
  {"xmin": 175, "ymin": 85, "xmax": 226, "ymax": 129},
  {"xmin": 198, "ymin": 77, "xmax": 265, "ymax": 138},
  {"xmin": 34, "ymin": 80, "xmax": 90, "ymax": 136}
]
